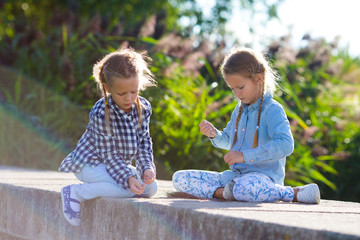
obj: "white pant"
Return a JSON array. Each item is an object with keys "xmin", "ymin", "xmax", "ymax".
[{"xmin": 72, "ymin": 164, "xmax": 158, "ymax": 201}]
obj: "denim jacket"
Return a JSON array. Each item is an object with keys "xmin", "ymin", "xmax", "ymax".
[{"xmin": 210, "ymin": 92, "xmax": 294, "ymax": 185}]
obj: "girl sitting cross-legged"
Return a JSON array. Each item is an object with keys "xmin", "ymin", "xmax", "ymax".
[{"xmin": 172, "ymin": 47, "xmax": 320, "ymax": 204}]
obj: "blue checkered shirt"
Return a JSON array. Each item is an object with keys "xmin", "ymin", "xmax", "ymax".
[{"xmin": 58, "ymin": 96, "xmax": 155, "ymax": 189}]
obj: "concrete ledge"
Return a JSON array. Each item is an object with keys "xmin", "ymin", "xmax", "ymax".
[{"xmin": 0, "ymin": 165, "xmax": 360, "ymax": 240}]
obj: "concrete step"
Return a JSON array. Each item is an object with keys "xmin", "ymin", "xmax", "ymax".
[{"xmin": 0, "ymin": 165, "xmax": 359, "ymax": 240}]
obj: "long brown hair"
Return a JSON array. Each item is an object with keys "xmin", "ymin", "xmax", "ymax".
[
  {"xmin": 220, "ymin": 47, "xmax": 278, "ymax": 149},
  {"xmin": 92, "ymin": 48, "xmax": 156, "ymax": 135}
]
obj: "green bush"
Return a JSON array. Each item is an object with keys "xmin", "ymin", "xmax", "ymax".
[{"xmin": 1, "ymin": 1, "xmax": 360, "ymax": 201}]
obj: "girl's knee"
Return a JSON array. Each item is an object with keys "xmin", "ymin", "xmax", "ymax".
[
  {"xmin": 172, "ymin": 170, "xmax": 185, "ymax": 181},
  {"xmin": 172, "ymin": 170, "xmax": 184, "ymax": 183},
  {"xmin": 74, "ymin": 172, "xmax": 83, "ymax": 181},
  {"xmin": 144, "ymin": 180, "xmax": 158, "ymax": 197},
  {"xmin": 233, "ymin": 183, "xmax": 256, "ymax": 202},
  {"xmin": 172, "ymin": 170, "xmax": 189, "ymax": 191},
  {"xmin": 232, "ymin": 176, "xmax": 265, "ymax": 202},
  {"xmin": 232, "ymin": 179, "xmax": 278, "ymax": 202}
]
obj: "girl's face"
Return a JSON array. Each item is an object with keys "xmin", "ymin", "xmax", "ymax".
[
  {"xmin": 104, "ymin": 76, "xmax": 139, "ymax": 113},
  {"xmin": 225, "ymin": 74, "xmax": 261, "ymax": 105}
]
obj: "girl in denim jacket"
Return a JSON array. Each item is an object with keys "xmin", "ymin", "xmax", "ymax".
[{"xmin": 172, "ymin": 47, "xmax": 320, "ymax": 204}]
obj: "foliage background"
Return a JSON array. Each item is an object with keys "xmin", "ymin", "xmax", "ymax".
[{"xmin": 0, "ymin": 0, "xmax": 359, "ymax": 202}]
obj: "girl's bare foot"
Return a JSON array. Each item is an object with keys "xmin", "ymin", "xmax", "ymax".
[
  {"xmin": 292, "ymin": 187, "xmax": 299, "ymax": 202},
  {"xmin": 213, "ymin": 187, "xmax": 225, "ymax": 199}
]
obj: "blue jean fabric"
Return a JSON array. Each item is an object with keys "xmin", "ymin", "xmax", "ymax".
[
  {"xmin": 172, "ymin": 170, "xmax": 294, "ymax": 202},
  {"xmin": 72, "ymin": 164, "xmax": 158, "ymax": 201}
]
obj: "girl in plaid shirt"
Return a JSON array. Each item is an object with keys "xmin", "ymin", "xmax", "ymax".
[{"xmin": 59, "ymin": 48, "xmax": 157, "ymax": 226}]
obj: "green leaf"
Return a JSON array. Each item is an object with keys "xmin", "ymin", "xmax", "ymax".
[{"xmin": 140, "ymin": 36, "xmax": 158, "ymax": 45}]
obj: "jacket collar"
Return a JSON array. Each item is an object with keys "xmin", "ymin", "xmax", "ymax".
[{"xmin": 241, "ymin": 91, "xmax": 272, "ymax": 111}]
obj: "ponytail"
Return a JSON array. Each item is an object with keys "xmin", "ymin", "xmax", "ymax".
[
  {"xmin": 101, "ymin": 62, "xmax": 112, "ymax": 136},
  {"xmin": 252, "ymin": 92, "xmax": 264, "ymax": 148},
  {"xmin": 135, "ymin": 96, "xmax": 143, "ymax": 127},
  {"xmin": 231, "ymin": 105, "xmax": 243, "ymax": 149},
  {"xmin": 231, "ymin": 88, "xmax": 264, "ymax": 150}
]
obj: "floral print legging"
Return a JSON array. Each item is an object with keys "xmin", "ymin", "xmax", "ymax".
[{"xmin": 172, "ymin": 170, "xmax": 294, "ymax": 202}]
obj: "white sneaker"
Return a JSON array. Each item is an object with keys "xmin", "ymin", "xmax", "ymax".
[
  {"xmin": 296, "ymin": 183, "xmax": 321, "ymax": 204},
  {"xmin": 223, "ymin": 182, "xmax": 236, "ymax": 201}
]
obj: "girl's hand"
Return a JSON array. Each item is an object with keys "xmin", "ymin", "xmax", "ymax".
[
  {"xmin": 128, "ymin": 176, "xmax": 145, "ymax": 195},
  {"xmin": 143, "ymin": 169, "xmax": 156, "ymax": 185},
  {"xmin": 224, "ymin": 150, "xmax": 245, "ymax": 166},
  {"xmin": 199, "ymin": 120, "xmax": 217, "ymax": 138}
]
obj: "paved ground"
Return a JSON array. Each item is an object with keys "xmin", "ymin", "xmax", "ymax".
[{"xmin": 1, "ymin": 165, "xmax": 360, "ymax": 240}]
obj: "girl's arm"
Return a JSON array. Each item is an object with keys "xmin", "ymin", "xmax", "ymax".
[
  {"xmin": 242, "ymin": 104, "xmax": 294, "ymax": 164},
  {"xmin": 209, "ymin": 104, "xmax": 241, "ymax": 150},
  {"xmin": 135, "ymin": 101, "xmax": 156, "ymax": 178},
  {"xmin": 90, "ymin": 113, "xmax": 134, "ymax": 189}
]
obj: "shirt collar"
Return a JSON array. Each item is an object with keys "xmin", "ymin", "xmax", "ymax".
[
  {"xmin": 107, "ymin": 95, "xmax": 136, "ymax": 119},
  {"xmin": 242, "ymin": 91, "xmax": 272, "ymax": 111}
]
